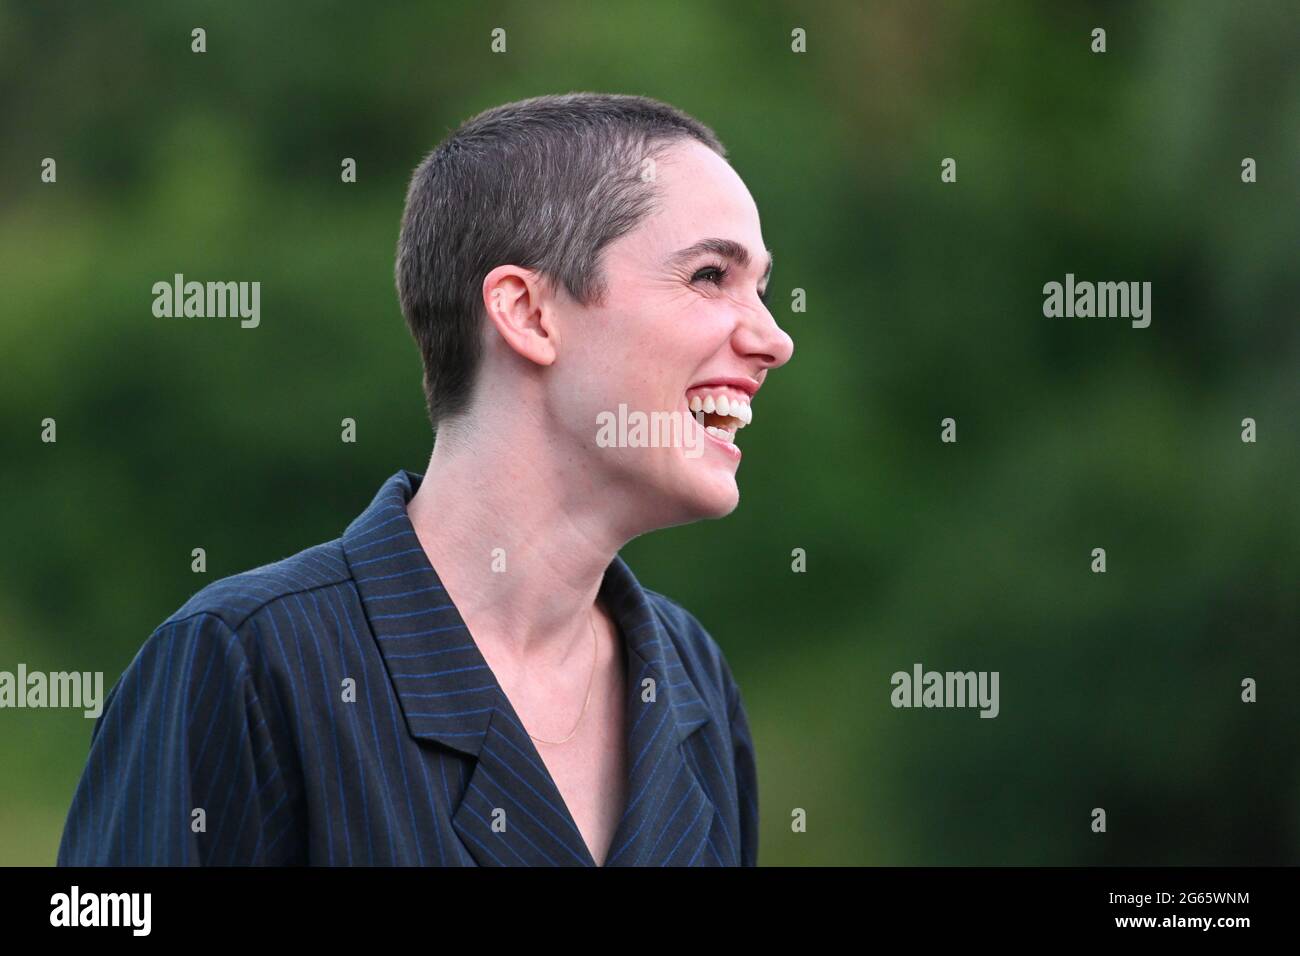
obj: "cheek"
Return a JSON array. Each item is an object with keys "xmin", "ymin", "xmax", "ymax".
[
  {"xmin": 646, "ymin": 302, "xmax": 733, "ymax": 367},
  {"xmin": 589, "ymin": 298, "xmax": 733, "ymax": 410}
]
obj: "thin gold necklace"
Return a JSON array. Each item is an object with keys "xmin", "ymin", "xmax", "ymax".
[{"xmin": 527, "ymin": 607, "xmax": 598, "ymax": 746}]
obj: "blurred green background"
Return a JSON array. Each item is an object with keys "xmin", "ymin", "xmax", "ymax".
[{"xmin": 1, "ymin": 0, "xmax": 1297, "ymax": 865}]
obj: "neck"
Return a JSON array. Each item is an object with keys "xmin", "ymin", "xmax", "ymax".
[{"xmin": 405, "ymin": 415, "xmax": 630, "ymax": 668}]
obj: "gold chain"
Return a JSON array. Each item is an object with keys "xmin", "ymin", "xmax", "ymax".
[{"xmin": 527, "ymin": 606, "xmax": 598, "ymax": 745}]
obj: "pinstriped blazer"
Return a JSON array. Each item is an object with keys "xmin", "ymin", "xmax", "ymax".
[{"xmin": 57, "ymin": 469, "xmax": 759, "ymax": 866}]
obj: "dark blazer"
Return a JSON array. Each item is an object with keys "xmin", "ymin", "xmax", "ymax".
[{"xmin": 57, "ymin": 469, "xmax": 759, "ymax": 866}]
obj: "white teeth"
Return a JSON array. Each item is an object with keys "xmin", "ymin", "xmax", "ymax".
[
  {"xmin": 685, "ymin": 390, "xmax": 754, "ymax": 427},
  {"xmin": 704, "ymin": 425, "xmax": 734, "ymax": 443}
]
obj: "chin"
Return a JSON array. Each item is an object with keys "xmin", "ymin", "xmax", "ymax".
[
  {"xmin": 621, "ymin": 442, "xmax": 743, "ymax": 530},
  {"xmin": 630, "ymin": 470, "xmax": 739, "ymax": 532},
  {"xmin": 674, "ymin": 470, "xmax": 741, "ymax": 522},
  {"xmin": 703, "ymin": 480, "xmax": 741, "ymax": 518}
]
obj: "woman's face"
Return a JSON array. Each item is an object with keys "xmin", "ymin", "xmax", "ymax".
[{"xmin": 548, "ymin": 138, "xmax": 794, "ymax": 533}]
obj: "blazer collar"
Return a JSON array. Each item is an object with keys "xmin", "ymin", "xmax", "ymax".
[{"xmin": 341, "ymin": 469, "xmax": 717, "ymax": 866}]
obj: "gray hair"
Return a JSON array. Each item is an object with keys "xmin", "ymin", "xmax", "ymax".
[{"xmin": 394, "ymin": 92, "xmax": 727, "ymax": 428}]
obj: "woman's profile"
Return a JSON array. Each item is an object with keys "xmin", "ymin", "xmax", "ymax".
[{"xmin": 58, "ymin": 91, "xmax": 793, "ymax": 866}]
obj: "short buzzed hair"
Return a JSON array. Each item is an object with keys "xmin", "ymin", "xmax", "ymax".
[{"xmin": 395, "ymin": 92, "xmax": 727, "ymax": 429}]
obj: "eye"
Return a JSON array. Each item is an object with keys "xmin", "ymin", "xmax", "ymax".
[
  {"xmin": 692, "ymin": 262, "xmax": 770, "ymax": 306},
  {"xmin": 691, "ymin": 263, "xmax": 729, "ymax": 286}
]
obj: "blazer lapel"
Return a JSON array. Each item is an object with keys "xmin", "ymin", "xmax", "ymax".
[
  {"xmin": 599, "ymin": 559, "xmax": 717, "ymax": 866},
  {"xmin": 343, "ymin": 470, "xmax": 717, "ymax": 866}
]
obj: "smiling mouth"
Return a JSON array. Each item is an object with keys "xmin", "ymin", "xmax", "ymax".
[{"xmin": 684, "ymin": 387, "xmax": 751, "ymax": 445}]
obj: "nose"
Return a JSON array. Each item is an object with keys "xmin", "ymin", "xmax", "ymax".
[{"xmin": 734, "ymin": 297, "xmax": 794, "ymax": 371}]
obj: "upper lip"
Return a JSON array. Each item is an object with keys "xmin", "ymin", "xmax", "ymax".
[{"xmin": 685, "ymin": 376, "xmax": 760, "ymax": 398}]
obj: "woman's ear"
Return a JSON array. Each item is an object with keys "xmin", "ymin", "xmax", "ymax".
[{"xmin": 481, "ymin": 266, "xmax": 560, "ymax": 367}]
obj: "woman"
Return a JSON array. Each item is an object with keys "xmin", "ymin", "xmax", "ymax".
[{"xmin": 58, "ymin": 92, "xmax": 793, "ymax": 866}]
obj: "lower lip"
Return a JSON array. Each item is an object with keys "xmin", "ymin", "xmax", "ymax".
[
  {"xmin": 685, "ymin": 401, "xmax": 742, "ymax": 461},
  {"xmin": 702, "ymin": 426, "xmax": 742, "ymax": 460}
]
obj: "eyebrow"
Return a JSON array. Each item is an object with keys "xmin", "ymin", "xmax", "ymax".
[{"xmin": 665, "ymin": 238, "xmax": 774, "ymax": 284}]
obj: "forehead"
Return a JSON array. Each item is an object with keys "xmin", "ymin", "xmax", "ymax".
[{"xmin": 618, "ymin": 139, "xmax": 765, "ymax": 260}]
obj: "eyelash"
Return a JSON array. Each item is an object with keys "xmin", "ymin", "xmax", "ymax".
[{"xmin": 692, "ymin": 262, "xmax": 770, "ymax": 306}]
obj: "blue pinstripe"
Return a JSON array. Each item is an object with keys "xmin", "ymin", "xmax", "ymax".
[{"xmin": 57, "ymin": 469, "xmax": 759, "ymax": 866}]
